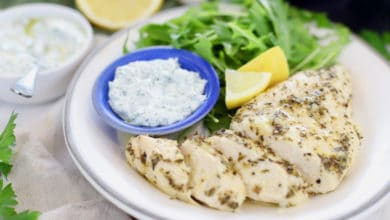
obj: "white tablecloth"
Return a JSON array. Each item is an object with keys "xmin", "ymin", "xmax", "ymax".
[
  {"xmin": 0, "ymin": 98, "xmax": 130, "ymax": 220},
  {"xmin": 0, "ymin": 35, "xmax": 389, "ymax": 220}
]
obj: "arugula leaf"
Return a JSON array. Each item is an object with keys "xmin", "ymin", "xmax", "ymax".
[
  {"xmin": 258, "ymin": 0, "xmax": 290, "ymax": 56},
  {"xmin": 122, "ymin": 33, "xmax": 130, "ymax": 54},
  {"xmin": 384, "ymin": 32, "xmax": 390, "ymax": 44},
  {"xmin": 0, "ymin": 114, "xmax": 41, "ymax": 220},
  {"xmin": 360, "ymin": 30, "xmax": 390, "ymax": 60},
  {"xmin": 134, "ymin": 0, "xmax": 350, "ymax": 133},
  {"xmin": 203, "ymin": 89, "xmax": 234, "ymax": 132}
]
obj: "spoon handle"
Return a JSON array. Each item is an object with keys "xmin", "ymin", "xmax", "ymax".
[{"xmin": 10, "ymin": 65, "xmax": 39, "ymax": 98}]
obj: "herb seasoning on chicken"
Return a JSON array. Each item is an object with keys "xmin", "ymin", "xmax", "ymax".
[{"xmin": 125, "ymin": 65, "xmax": 362, "ymax": 211}]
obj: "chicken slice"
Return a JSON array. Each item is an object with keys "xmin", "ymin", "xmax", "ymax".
[
  {"xmin": 231, "ymin": 66, "xmax": 362, "ymax": 193},
  {"xmin": 126, "ymin": 135, "xmax": 194, "ymax": 203},
  {"xmin": 205, "ymin": 130, "xmax": 307, "ymax": 206},
  {"xmin": 180, "ymin": 138, "xmax": 246, "ymax": 211}
]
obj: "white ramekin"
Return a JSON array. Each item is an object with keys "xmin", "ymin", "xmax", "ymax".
[{"xmin": 0, "ymin": 3, "xmax": 93, "ymax": 104}]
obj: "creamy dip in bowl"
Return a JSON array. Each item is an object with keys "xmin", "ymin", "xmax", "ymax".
[
  {"xmin": 108, "ymin": 58, "xmax": 207, "ymax": 127},
  {"xmin": 0, "ymin": 16, "xmax": 86, "ymax": 74},
  {"xmin": 0, "ymin": 4, "xmax": 93, "ymax": 104},
  {"xmin": 92, "ymin": 47, "xmax": 220, "ymax": 136}
]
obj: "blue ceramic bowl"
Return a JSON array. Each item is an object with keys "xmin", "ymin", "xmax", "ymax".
[{"xmin": 92, "ymin": 47, "xmax": 220, "ymax": 136}]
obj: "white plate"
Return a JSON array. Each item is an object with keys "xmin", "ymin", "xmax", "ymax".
[{"xmin": 63, "ymin": 6, "xmax": 390, "ymax": 220}]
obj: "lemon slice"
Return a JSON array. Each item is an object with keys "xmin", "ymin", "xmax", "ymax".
[
  {"xmin": 76, "ymin": 0, "xmax": 163, "ymax": 31},
  {"xmin": 238, "ymin": 46, "xmax": 289, "ymax": 86},
  {"xmin": 225, "ymin": 69, "xmax": 272, "ymax": 109}
]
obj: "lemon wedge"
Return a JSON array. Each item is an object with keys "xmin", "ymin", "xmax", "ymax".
[
  {"xmin": 76, "ymin": 0, "xmax": 163, "ymax": 31},
  {"xmin": 225, "ymin": 69, "xmax": 272, "ymax": 109},
  {"xmin": 238, "ymin": 46, "xmax": 289, "ymax": 85}
]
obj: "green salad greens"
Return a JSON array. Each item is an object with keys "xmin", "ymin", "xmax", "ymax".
[
  {"xmin": 0, "ymin": 113, "xmax": 40, "ymax": 220},
  {"xmin": 128, "ymin": 0, "xmax": 350, "ymax": 133},
  {"xmin": 360, "ymin": 30, "xmax": 390, "ymax": 61}
]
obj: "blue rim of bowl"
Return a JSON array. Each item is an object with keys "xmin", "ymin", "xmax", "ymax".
[{"xmin": 92, "ymin": 46, "xmax": 220, "ymax": 135}]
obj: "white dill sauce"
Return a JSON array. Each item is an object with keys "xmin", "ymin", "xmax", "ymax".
[
  {"xmin": 0, "ymin": 17, "xmax": 86, "ymax": 75},
  {"xmin": 108, "ymin": 58, "xmax": 207, "ymax": 127}
]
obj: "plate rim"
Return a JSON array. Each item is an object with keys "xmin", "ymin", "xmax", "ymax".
[{"xmin": 63, "ymin": 6, "xmax": 390, "ymax": 220}]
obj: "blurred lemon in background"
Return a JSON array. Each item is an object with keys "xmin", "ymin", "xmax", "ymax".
[{"xmin": 76, "ymin": 0, "xmax": 163, "ymax": 31}]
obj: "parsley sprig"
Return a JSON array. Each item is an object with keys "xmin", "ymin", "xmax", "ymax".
[{"xmin": 0, "ymin": 113, "xmax": 40, "ymax": 220}]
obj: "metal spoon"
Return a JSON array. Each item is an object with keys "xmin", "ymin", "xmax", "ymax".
[{"xmin": 10, "ymin": 65, "xmax": 39, "ymax": 98}]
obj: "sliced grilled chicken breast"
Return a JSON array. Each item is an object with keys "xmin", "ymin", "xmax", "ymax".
[
  {"xmin": 205, "ymin": 130, "xmax": 307, "ymax": 206},
  {"xmin": 126, "ymin": 135, "xmax": 194, "ymax": 203},
  {"xmin": 180, "ymin": 138, "xmax": 246, "ymax": 211},
  {"xmin": 124, "ymin": 65, "xmax": 361, "ymax": 211},
  {"xmin": 231, "ymin": 66, "xmax": 362, "ymax": 193}
]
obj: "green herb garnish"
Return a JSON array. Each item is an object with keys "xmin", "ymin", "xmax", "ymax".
[
  {"xmin": 24, "ymin": 18, "xmax": 38, "ymax": 36},
  {"xmin": 0, "ymin": 113, "xmax": 17, "ymax": 178},
  {"xmin": 0, "ymin": 113, "xmax": 40, "ymax": 220}
]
